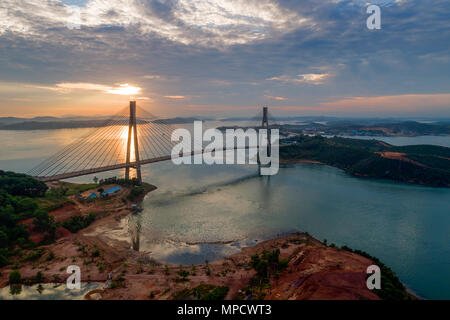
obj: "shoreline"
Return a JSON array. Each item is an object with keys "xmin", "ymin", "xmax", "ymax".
[
  {"xmin": 280, "ymin": 157, "xmax": 450, "ymax": 188},
  {"xmin": 0, "ymin": 181, "xmax": 416, "ymax": 300}
]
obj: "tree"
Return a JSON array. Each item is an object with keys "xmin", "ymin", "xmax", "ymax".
[
  {"xmin": 32, "ymin": 209, "xmax": 56, "ymax": 241},
  {"xmin": 0, "ymin": 251, "xmax": 10, "ymax": 267},
  {"xmin": 0, "ymin": 230, "xmax": 8, "ymax": 248},
  {"xmin": 0, "ymin": 205, "xmax": 17, "ymax": 227},
  {"xmin": 9, "ymin": 270, "xmax": 21, "ymax": 284},
  {"xmin": 15, "ymin": 198, "xmax": 38, "ymax": 219},
  {"xmin": 0, "ymin": 189, "xmax": 16, "ymax": 207},
  {"xmin": 0, "ymin": 171, "xmax": 48, "ymax": 197},
  {"xmin": 178, "ymin": 270, "xmax": 190, "ymax": 281}
]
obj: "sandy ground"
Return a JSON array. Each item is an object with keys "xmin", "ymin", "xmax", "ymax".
[
  {"xmin": 96, "ymin": 233, "xmax": 380, "ymax": 300},
  {"xmin": 1, "ymin": 183, "xmax": 381, "ymax": 300},
  {"xmin": 280, "ymin": 159, "xmax": 324, "ymax": 165},
  {"xmin": 376, "ymin": 152, "xmax": 426, "ymax": 167}
]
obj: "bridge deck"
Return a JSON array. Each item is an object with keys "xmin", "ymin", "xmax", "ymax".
[
  {"xmin": 36, "ymin": 145, "xmax": 279, "ymax": 182},
  {"xmin": 37, "ymin": 155, "xmax": 172, "ymax": 182}
]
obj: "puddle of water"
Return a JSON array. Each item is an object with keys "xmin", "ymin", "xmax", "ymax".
[{"xmin": 0, "ymin": 282, "xmax": 102, "ymax": 300}]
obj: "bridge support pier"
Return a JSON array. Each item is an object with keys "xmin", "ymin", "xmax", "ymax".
[{"xmin": 125, "ymin": 101, "xmax": 143, "ymax": 184}]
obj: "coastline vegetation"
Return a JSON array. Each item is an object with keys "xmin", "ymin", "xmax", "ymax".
[
  {"xmin": 0, "ymin": 171, "xmax": 113, "ymax": 267},
  {"xmin": 339, "ymin": 245, "xmax": 412, "ymax": 300},
  {"xmin": 281, "ymin": 135, "xmax": 450, "ymax": 187},
  {"xmin": 0, "ymin": 171, "xmax": 54, "ymax": 267}
]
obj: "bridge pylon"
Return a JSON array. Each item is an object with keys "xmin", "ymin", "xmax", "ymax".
[
  {"xmin": 125, "ymin": 101, "xmax": 142, "ymax": 184},
  {"xmin": 257, "ymin": 106, "xmax": 271, "ymax": 167}
]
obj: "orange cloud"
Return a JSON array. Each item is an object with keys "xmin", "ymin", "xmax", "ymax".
[
  {"xmin": 320, "ymin": 94, "xmax": 450, "ymax": 111},
  {"xmin": 164, "ymin": 95, "xmax": 185, "ymax": 99},
  {"xmin": 267, "ymin": 93, "xmax": 450, "ymax": 115},
  {"xmin": 265, "ymin": 95, "xmax": 287, "ymax": 101}
]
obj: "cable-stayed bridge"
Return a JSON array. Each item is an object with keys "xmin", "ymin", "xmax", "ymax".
[{"xmin": 28, "ymin": 102, "xmax": 274, "ymax": 183}]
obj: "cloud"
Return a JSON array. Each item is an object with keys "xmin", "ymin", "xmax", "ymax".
[
  {"xmin": 56, "ymin": 82, "xmax": 112, "ymax": 91},
  {"xmin": 135, "ymin": 96, "xmax": 152, "ymax": 101},
  {"xmin": 267, "ymin": 73, "xmax": 330, "ymax": 85},
  {"xmin": 164, "ymin": 95, "xmax": 185, "ymax": 99},
  {"xmin": 264, "ymin": 95, "xmax": 287, "ymax": 101},
  {"xmin": 0, "ymin": 0, "xmax": 310, "ymax": 47},
  {"xmin": 142, "ymin": 75, "xmax": 161, "ymax": 79},
  {"xmin": 320, "ymin": 94, "xmax": 450, "ymax": 112},
  {"xmin": 1, "ymin": 0, "xmax": 449, "ymax": 118},
  {"xmin": 33, "ymin": 82, "xmax": 142, "ymax": 95},
  {"xmin": 106, "ymin": 84, "xmax": 141, "ymax": 95}
]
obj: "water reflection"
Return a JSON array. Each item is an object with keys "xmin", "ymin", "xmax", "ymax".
[
  {"xmin": 9, "ymin": 284, "xmax": 22, "ymax": 295},
  {"xmin": 129, "ymin": 213, "xmax": 141, "ymax": 252}
]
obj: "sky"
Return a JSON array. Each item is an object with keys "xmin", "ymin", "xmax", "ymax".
[{"xmin": 0, "ymin": 0, "xmax": 449, "ymax": 118}]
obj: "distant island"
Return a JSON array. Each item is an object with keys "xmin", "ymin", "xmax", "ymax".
[
  {"xmin": 219, "ymin": 119, "xmax": 450, "ymax": 137},
  {"xmin": 0, "ymin": 118, "xmax": 207, "ymax": 130},
  {"xmin": 2, "ymin": 115, "xmax": 450, "ymax": 137},
  {"xmin": 0, "ymin": 120, "xmax": 122, "ymax": 130},
  {"xmin": 281, "ymin": 135, "xmax": 450, "ymax": 188},
  {"xmin": 278, "ymin": 121, "xmax": 450, "ymax": 137}
]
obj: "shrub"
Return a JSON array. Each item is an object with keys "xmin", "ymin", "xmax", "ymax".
[
  {"xmin": 46, "ymin": 251, "xmax": 55, "ymax": 261},
  {"xmin": 22, "ymin": 248, "xmax": 44, "ymax": 262},
  {"xmin": 201, "ymin": 286, "xmax": 229, "ymax": 300},
  {"xmin": 97, "ymin": 263, "xmax": 105, "ymax": 272},
  {"xmin": 177, "ymin": 270, "xmax": 190, "ymax": 281},
  {"xmin": 127, "ymin": 186, "xmax": 146, "ymax": 201},
  {"xmin": 164, "ymin": 265, "xmax": 170, "ymax": 275},
  {"xmin": 35, "ymin": 271, "xmax": 44, "ymax": 283},
  {"xmin": 0, "ymin": 254, "xmax": 10, "ymax": 267},
  {"xmin": 91, "ymin": 249, "xmax": 100, "ymax": 258},
  {"xmin": 32, "ymin": 210, "xmax": 56, "ymax": 241},
  {"xmin": 62, "ymin": 213, "xmax": 96, "ymax": 233}
]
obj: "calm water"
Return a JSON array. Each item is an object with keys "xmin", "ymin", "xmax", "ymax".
[{"xmin": 1, "ymin": 128, "xmax": 449, "ymax": 299}]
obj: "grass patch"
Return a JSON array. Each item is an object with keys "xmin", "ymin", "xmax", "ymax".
[
  {"xmin": 35, "ymin": 197, "xmax": 71, "ymax": 212},
  {"xmin": 60, "ymin": 182, "xmax": 98, "ymax": 196},
  {"xmin": 21, "ymin": 248, "xmax": 44, "ymax": 262},
  {"xmin": 173, "ymin": 284, "xmax": 229, "ymax": 300}
]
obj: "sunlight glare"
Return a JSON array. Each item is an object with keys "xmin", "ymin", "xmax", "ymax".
[
  {"xmin": 120, "ymin": 125, "xmax": 135, "ymax": 162},
  {"xmin": 107, "ymin": 84, "xmax": 141, "ymax": 95}
]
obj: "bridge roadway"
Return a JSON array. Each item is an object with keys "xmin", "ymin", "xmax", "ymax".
[{"xmin": 36, "ymin": 144, "xmax": 290, "ymax": 182}]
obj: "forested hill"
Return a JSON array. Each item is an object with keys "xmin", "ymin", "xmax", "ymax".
[
  {"xmin": 0, "ymin": 171, "xmax": 51, "ymax": 267},
  {"xmin": 281, "ymin": 135, "xmax": 450, "ymax": 187}
]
